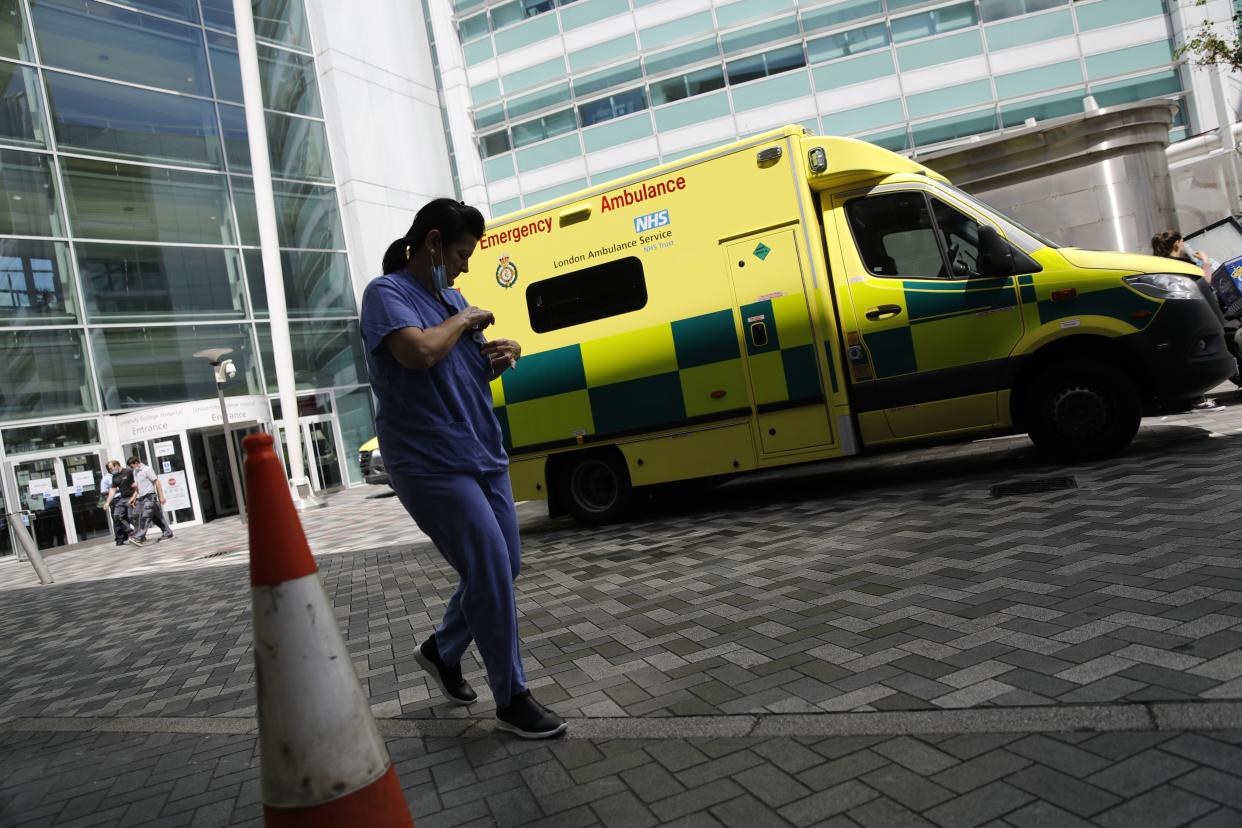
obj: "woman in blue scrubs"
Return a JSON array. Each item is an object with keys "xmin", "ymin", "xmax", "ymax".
[{"xmin": 360, "ymin": 198, "xmax": 566, "ymax": 739}]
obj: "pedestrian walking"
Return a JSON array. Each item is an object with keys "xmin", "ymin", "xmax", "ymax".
[
  {"xmin": 103, "ymin": 459, "xmax": 141, "ymax": 546},
  {"xmin": 360, "ymin": 198, "xmax": 565, "ymax": 739},
  {"xmin": 128, "ymin": 457, "xmax": 174, "ymax": 543}
]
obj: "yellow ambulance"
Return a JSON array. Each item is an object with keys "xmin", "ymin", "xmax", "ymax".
[{"xmin": 472, "ymin": 125, "xmax": 1234, "ymax": 523}]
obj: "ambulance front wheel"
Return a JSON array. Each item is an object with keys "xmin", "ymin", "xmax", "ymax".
[
  {"xmin": 1024, "ymin": 360, "xmax": 1141, "ymax": 461},
  {"xmin": 558, "ymin": 451, "xmax": 635, "ymax": 525}
]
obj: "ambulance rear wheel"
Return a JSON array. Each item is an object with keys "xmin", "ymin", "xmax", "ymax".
[
  {"xmin": 1025, "ymin": 360, "xmax": 1141, "ymax": 461},
  {"xmin": 560, "ymin": 452, "xmax": 634, "ymax": 524}
]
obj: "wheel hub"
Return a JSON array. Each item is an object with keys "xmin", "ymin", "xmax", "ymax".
[
  {"xmin": 1050, "ymin": 385, "xmax": 1110, "ymax": 439},
  {"xmin": 571, "ymin": 461, "xmax": 618, "ymax": 513}
]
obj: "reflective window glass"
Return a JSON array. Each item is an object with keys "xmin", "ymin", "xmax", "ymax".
[
  {"xmin": 459, "ymin": 12, "xmax": 489, "ymax": 40},
  {"xmin": 510, "ymin": 109, "xmax": 574, "ymax": 147},
  {"xmin": 0, "ymin": 0, "xmax": 33, "ymax": 61},
  {"xmin": 0, "ymin": 328, "xmax": 94, "ymax": 418},
  {"xmin": 2, "ymin": 419, "xmax": 98, "ymax": 454},
  {"xmin": 577, "ymin": 87, "xmax": 647, "ymax": 127},
  {"xmin": 891, "ymin": 2, "xmax": 977, "ymax": 43},
  {"xmin": 910, "ymin": 108, "xmax": 997, "ymax": 146},
  {"xmin": 92, "ymin": 323, "xmax": 261, "ymax": 409},
  {"xmin": 573, "ymin": 61, "xmax": 643, "ymax": 99},
  {"xmin": 980, "ymin": 0, "xmax": 1066, "ymax": 22},
  {"xmin": 800, "ymin": 0, "xmax": 883, "ymax": 33},
  {"xmin": 473, "ymin": 104, "xmax": 505, "ymax": 131},
  {"xmin": 0, "ymin": 62, "xmax": 47, "ymax": 148},
  {"xmin": 61, "ymin": 157, "xmax": 234, "ymax": 244},
  {"xmin": 207, "ymin": 32, "xmax": 243, "ymax": 102},
  {"xmin": 507, "ymin": 82, "xmax": 569, "ymax": 121},
  {"xmin": 231, "ymin": 175, "xmax": 258, "ymax": 243},
  {"xmin": 259, "ymin": 45, "xmax": 321, "ymax": 117},
  {"xmin": 257, "ymin": 319, "xmax": 367, "ymax": 392},
  {"xmin": 111, "ymin": 0, "xmax": 199, "ymax": 22},
  {"xmin": 0, "ymin": 150, "xmax": 63, "ymax": 237},
  {"xmin": 30, "ymin": 0, "xmax": 212, "ymax": 96},
  {"xmin": 273, "ymin": 179, "xmax": 344, "ymax": 250},
  {"xmin": 266, "ymin": 112, "xmax": 332, "ymax": 183},
  {"xmin": 253, "ymin": 0, "xmax": 310, "ymax": 50},
  {"xmin": 651, "ymin": 66, "xmax": 725, "ymax": 105},
  {"xmin": 200, "ymin": 0, "xmax": 233, "ymax": 31},
  {"xmin": 244, "ymin": 249, "xmax": 355, "ymax": 318},
  {"xmin": 479, "ymin": 130, "xmax": 511, "ymax": 157},
  {"xmin": 727, "ymin": 44, "xmax": 805, "ymax": 84},
  {"xmin": 0, "ymin": 239, "xmax": 76, "ymax": 324},
  {"xmin": 721, "ymin": 16, "xmax": 799, "ymax": 55},
  {"xmin": 76, "ymin": 243, "xmax": 247, "ymax": 321},
  {"xmin": 644, "ymin": 38, "xmax": 718, "ymax": 76},
  {"xmin": 490, "ymin": 1, "xmax": 523, "ymax": 28},
  {"xmin": 807, "ymin": 22, "xmax": 889, "ymax": 62},
  {"xmin": 45, "ymin": 71, "xmax": 223, "ymax": 169},
  {"xmin": 334, "ymin": 386, "xmax": 374, "ymax": 484},
  {"xmin": 218, "ymin": 103, "xmax": 250, "ymax": 171},
  {"xmin": 845, "ymin": 191, "xmax": 944, "ymax": 278}
]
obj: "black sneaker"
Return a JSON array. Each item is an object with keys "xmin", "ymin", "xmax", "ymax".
[
  {"xmin": 414, "ymin": 635, "xmax": 477, "ymax": 706},
  {"xmin": 126, "ymin": 536, "xmax": 144, "ymax": 547},
  {"xmin": 496, "ymin": 691, "xmax": 567, "ymax": 739}
]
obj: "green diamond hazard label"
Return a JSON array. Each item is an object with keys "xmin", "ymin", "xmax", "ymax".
[{"xmin": 753, "ymin": 242, "xmax": 771, "ymax": 261}]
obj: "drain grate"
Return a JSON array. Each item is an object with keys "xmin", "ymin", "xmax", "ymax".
[
  {"xmin": 199, "ymin": 549, "xmax": 241, "ymax": 560},
  {"xmin": 990, "ymin": 476, "xmax": 1078, "ymax": 498}
]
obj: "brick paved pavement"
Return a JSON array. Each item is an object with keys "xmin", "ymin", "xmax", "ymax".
[{"xmin": 2, "ymin": 398, "xmax": 1242, "ymax": 825}]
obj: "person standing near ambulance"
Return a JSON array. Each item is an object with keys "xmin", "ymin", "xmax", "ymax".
[{"xmin": 359, "ymin": 198, "xmax": 566, "ymax": 739}]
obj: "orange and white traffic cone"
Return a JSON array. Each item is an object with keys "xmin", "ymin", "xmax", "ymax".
[{"xmin": 244, "ymin": 433, "xmax": 414, "ymax": 828}]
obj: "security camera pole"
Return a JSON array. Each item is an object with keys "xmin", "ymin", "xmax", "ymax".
[{"xmin": 194, "ymin": 347, "xmax": 247, "ymax": 524}]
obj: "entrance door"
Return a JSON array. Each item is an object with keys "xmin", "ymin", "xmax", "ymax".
[
  {"xmin": 725, "ymin": 229, "xmax": 832, "ymax": 455},
  {"xmin": 303, "ymin": 417, "xmax": 343, "ymax": 491},
  {"xmin": 9, "ymin": 453, "xmax": 108, "ymax": 550}
]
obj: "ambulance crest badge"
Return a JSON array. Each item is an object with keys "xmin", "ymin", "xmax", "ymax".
[{"xmin": 496, "ymin": 255, "xmax": 518, "ymax": 289}]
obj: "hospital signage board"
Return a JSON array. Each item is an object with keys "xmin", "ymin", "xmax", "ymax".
[{"xmin": 115, "ymin": 396, "xmax": 271, "ymax": 443}]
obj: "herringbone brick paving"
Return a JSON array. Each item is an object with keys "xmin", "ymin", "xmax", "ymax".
[{"xmin": 2, "ymin": 400, "xmax": 1242, "ymax": 824}]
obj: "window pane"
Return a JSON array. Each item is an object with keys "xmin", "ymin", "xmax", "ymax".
[
  {"xmin": 232, "ymin": 175, "xmax": 257, "ymax": 243},
  {"xmin": 931, "ymin": 198, "xmax": 982, "ymax": 277},
  {"xmin": 112, "ymin": 0, "xmax": 199, "ymax": 22},
  {"xmin": 63, "ymin": 158, "xmax": 234, "ymax": 243},
  {"xmin": 507, "ymin": 81, "xmax": 569, "ymax": 121},
  {"xmin": 335, "ymin": 386, "xmax": 374, "ymax": 484},
  {"xmin": 807, "ymin": 22, "xmax": 889, "ymax": 63},
  {"xmin": 721, "ymin": 16, "xmax": 799, "ymax": 55},
  {"xmin": 45, "ymin": 71, "xmax": 223, "ymax": 169},
  {"xmin": 265, "ymin": 179, "xmax": 344, "ymax": 250},
  {"xmin": 459, "ymin": 12, "xmax": 489, "ymax": 40},
  {"xmin": 0, "ymin": 328, "xmax": 94, "ymax": 418},
  {"xmin": 253, "ymin": 0, "xmax": 310, "ymax": 50},
  {"xmin": 245, "ymin": 249, "xmax": 355, "ymax": 318},
  {"xmin": 30, "ymin": 0, "xmax": 212, "ymax": 96},
  {"xmin": 845, "ymin": 192, "xmax": 945, "ymax": 278},
  {"xmin": 726, "ymin": 54, "xmax": 766, "ymax": 85},
  {"xmin": 573, "ymin": 60, "xmax": 643, "ymax": 98},
  {"xmin": 2, "ymin": 419, "xmax": 98, "ymax": 454},
  {"xmin": 259, "ymin": 44, "xmax": 321, "ymax": 117},
  {"xmin": 207, "ymin": 32, "xmax": 243, "ymax": 102},
  {"xmin": 258, "ymin": 319, "xmax": 367, "ymax": 391},
  {"xmin": 93, "ymin": 323, "xmax": 260, "ymax": 409},
  {"xmin": 490, "ymin": 1, "xmax": 523, "ymax": 28},
  {"xmin": 527, "ymin": 256, "xmax": 647, "ymax": 332},
  {"xmin": 0, "ymin": 150, "xmax": 63, "ymax": 237},
  {"xmin": 0, "ymin": 62, "xmax": 46, "ymax": 148},
  {"xmin": 76, "ymin": 243, "xmax": 247, "ymax": 321},
  {"xmin": 765, "ymin": 44, "xmax": 806, "ymax": 75},
  {"xmin": 0, "ymin": 239, "xmax": 76, "ymax": 324},
  {"xmin": 800, "ymin": 0, "xmax": 883, "ymax": 33},
  {"xmin": 266, "ymin": 112, "xmax": 332, "ymax": 183},
  {"xmin": 200, "ymin": 0, "xmax": 233, "ymax": 31},
  {"xmin": 0, "ymin": 0, "xmax": 34, "ymax": 61},
  {"xmin": 218, "ymin": 103, "xmax": 250, "ymax": 171},
  {"xmin": 473, "ymin": 104, "xmax": 505, "ymax": 130},
  {"xmin": 644, "ymin": 38, "xmax": 718, "ymax": 76},
  {"xmin": 479, "ymin": 130, "xmax": 511, "ymax": 157},
  {"xmin": 651, "ymin": 75, "xmax": 689, "ymax": 106}
]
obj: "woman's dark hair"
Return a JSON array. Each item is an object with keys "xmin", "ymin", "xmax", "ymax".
[
  {"xmin": 1152, "ymin": 230, "xmax": 1182, "ymax": 258},
  {"xmin": 381, "ymin": 198, "xmax": 486, "ymax": 274}
]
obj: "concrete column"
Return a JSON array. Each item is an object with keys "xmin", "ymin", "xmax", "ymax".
[{"xmin": 232, "ymin": 0, "xmax": 308, "ymax": 500}]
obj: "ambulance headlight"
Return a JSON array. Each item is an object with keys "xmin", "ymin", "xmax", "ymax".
[
  {"xmin": 1124, "ymin": 273, "xmax": 1203, "ymax": 300},
  {"xmin": 808, "ymin": 147, "xmax": 828, "ymax": 174}
]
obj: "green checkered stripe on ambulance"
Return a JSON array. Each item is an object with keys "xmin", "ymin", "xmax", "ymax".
[{"xmin": 492, "ymin": 304, "xmax": 825, "ymax": 454}]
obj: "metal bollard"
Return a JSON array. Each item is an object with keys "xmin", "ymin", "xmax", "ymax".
[{"xmin": 8, "ymin": 511, "xmax": 53, "ymax": 585}]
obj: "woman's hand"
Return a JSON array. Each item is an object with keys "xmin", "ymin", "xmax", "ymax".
[
  {"xmin": 458, "ymin": 306, "xmax": 495, "ymax": 333},
  {"xmin": 481, "ymin": 338, "xmax": 521, "ymax": 375}
]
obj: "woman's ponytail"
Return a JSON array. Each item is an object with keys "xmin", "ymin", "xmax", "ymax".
[{"xmin": 381, "ymin": 237, "xmax": 411, "ymax": 275}]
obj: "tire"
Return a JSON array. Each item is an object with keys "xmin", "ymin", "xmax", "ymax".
[
  {"xmin": 558, "ymin": 452, "xmax": 635, "ymax": 525},
  {"xmin": 1024, "ymin": 360, "xmax": 1141, "ymax": 461}
]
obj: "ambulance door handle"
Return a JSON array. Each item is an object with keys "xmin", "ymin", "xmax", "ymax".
[{"xmin": 865, "ymin": 304, "xmax": 902, "ymax": 321}]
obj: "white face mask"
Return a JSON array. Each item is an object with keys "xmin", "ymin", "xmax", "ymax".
[{"xmin": 431, "ymin": 239, "xmax": 448, "ymax": 291}]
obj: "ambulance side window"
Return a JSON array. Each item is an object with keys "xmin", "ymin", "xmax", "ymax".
[
  {"xmin": 526, "ymin": 255, "xmax": 648, "ymax": 333},
  {"xmin": 931, "ymin": 198, "xmax": 983, "ymax": 278},
  {"xmin": 845, "ymin": 191, "xmax": 946, "ymax": 279}
]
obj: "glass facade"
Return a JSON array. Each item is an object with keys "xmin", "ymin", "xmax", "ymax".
[
  {"xmin": 0, "ymin": 0, "xmax": 375, "ymax": 553},
  {"xmin": 449, "ymin": 0, "xmax": 1190, "ymax": 211}
]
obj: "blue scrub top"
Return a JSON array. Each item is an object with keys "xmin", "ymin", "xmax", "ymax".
[{"xmin": 360, "ymin": 271, "xmax": 508, "ymax": 476}]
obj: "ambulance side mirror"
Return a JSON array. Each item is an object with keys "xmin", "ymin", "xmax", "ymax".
[{"xmin": 977, "ymin": 225, "xmax": 1015, "ymax": 276}]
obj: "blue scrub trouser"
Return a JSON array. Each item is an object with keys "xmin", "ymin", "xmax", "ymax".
[{"xmin": 389, "ymin": 469, "xmax": 526, "ymax": 707}]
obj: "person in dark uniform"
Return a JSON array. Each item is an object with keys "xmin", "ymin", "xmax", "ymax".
[{"xmin": 104, "ymin": 459, "xmax": 140, "ymax": 546}]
